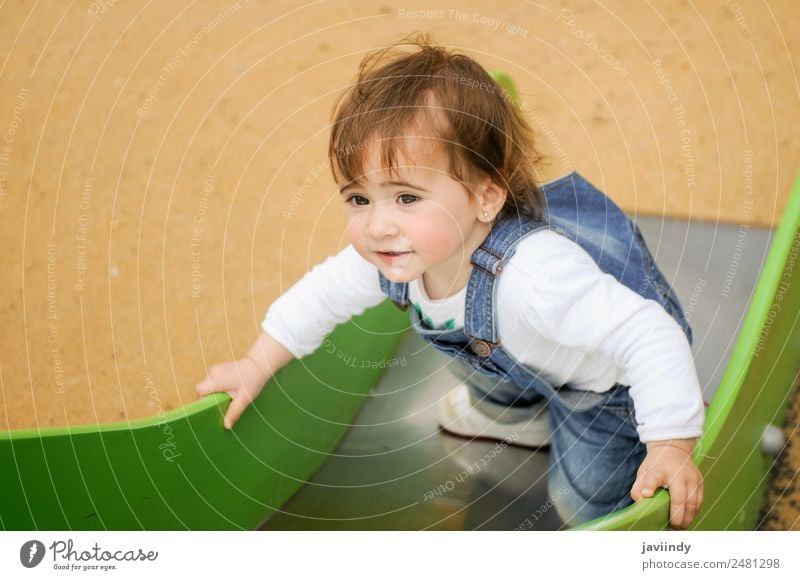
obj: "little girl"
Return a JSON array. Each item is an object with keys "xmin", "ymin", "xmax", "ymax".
[{"xmin": 195, "ymin": 34, "xmax": 705, "ymax": 529}]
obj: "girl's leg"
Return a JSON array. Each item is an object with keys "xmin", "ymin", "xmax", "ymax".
[
  {"xmin": 546, "ymin": 384, "xmax": 647, "ymax": 527},
  {"xmin": 438, "ymin": 359, "xmax": 552, "ymax": 448},
  {"xmin": 447, "ymin": 359, "xmax": 546, "ymax": 424}
]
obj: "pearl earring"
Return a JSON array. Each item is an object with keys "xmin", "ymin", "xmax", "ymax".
[{"xmin": 483, "ymin": 211, "xmax": 489, "ymax": 218}]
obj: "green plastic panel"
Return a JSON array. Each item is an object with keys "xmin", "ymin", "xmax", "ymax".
[
  {"xmin": 489, "ymin": 69, "xmax": 520, "ymax": 102},
  {"xmin": 575, "ymin": 169, "xmax": 800, "ymax": 530},
  {"xmin": 0, "ymin": 300, "xmax": 409, "ymax": 530}
]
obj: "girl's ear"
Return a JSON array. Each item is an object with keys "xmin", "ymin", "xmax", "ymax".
[{"xmin": 474, "ymin": 177, "xmax": 507, "ymax": 221}]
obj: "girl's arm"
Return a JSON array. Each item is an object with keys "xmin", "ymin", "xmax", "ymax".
[
  {"xmin": 509, "ymin": 232, "xmax": 705, "ymax": 528},
  {"xmin": 197, "ymin": 244, "xmax": 385, "ymax": 429},
  {"xmin": 245, "ymin": 329, "xmax": 295, "ymax": 378},
  {"xmin": 260, "ymin": 244, "xmax": 387, "ymax": 359},
  {"xmin": 195, "ymin": 331, "xmax": 294, "ymax": 429},
  {"xmin": 512, "ymin": 232, "xmax": 705, "ymax": 442}
]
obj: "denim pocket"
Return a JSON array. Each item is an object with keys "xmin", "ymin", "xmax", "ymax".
[
  {"xmin": 596, "ymin": 384, "xmax": 638, "ymax": 424},
  {"xmin": 463, "ymin": 353, "xmax": 506, "ymax": 377},
  {"xmin": 603, "ymin": 403, "xmax": 633, "ymax": 420},
  {"xmin": 603, "ymin": 406, "xmax": 639, "ymax": 434}
]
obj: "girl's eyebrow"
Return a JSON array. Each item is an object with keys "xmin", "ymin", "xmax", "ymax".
[
  {"xmin": 383, "ymin": 180, "xmax": 429, "ymax": 192},
  {"xmin": 339, "ymin": 179, "xmax": 429, "ymax": 194}
]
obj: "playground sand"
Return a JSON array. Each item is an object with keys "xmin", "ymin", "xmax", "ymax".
[{"xmin": 759, "ymin": 376, "xmax": 800, "ymax": 530}]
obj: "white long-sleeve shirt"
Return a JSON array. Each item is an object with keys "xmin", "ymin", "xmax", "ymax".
[{"xmin": 262, "ymin": 229, "xmax": 705, "ymax": 443}]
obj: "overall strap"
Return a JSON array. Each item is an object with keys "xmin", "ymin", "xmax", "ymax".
[
  {"xmin": 464, "ymin": 216, "xmax": 549, "ymax": 350},
  {"xmin": 379, "ymin": 272, "xmax": 410, "ymax": 311},
  {"xmin": 376, "ymin": 215, "xmax": 548, "ymax": 325}
]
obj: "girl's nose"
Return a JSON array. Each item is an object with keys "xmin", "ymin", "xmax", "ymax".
[{"xmin": 365, "ymin": 201, "xmax": 400, "ymax": 238}]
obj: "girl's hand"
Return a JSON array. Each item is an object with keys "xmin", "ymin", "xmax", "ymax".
[
  {"xmin": 195, "ymin": 357, "xmax": 270, "ymax": 430},
  {"xmin": 630, "ymin": 438, "xmax": 704, "ymax": 529}
]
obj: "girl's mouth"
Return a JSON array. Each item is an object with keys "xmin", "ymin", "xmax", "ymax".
[{"xmin": 377, "ymin": 251, "xmax": 412, "ymax": 263}]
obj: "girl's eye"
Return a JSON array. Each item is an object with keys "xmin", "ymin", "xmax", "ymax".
[
  {"xmin": 345, "ymin": 194, "xmax": 369, "ymax": 206},
  {"xmin": 345, "ymin": 193, "xmax": 418, "ymax": 206}
]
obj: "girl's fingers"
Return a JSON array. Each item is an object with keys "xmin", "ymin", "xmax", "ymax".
[
  {"xmin": 196, "ymin": 365, "xmax": 231, "ymax": 397},
  {"xmin": 682, "ymin": 496, "xmax": 697, "ymax": 528},
  {"xmin": 630, "ymin": 463, "xmax": 651, "ymax": 501},
  {"xmin": 697, "ymin": 481, "xmax": 704, "ymax": 513},
  {"xmin": 223, "ymin": 393, "xmax": 250, "ymax": 430},
  {"xmin": 638, "ymin": 472, "xmax": 664, "ymax": 499},
  {"xmin": 669, "ymin": 484, "xmax": 687, "ymax": 529},
  {"xmin": 195, "ymin": 377, "xmax": 212, "ymax": 397},
  {"xmin": 630, "ymin": 476, "xmax": 645, "ymax": 501},
  {"xmin": 682, "ymin": 479, "xmax": 703, "ymax": 528},
  {"xmin": 196, "ymin": 375, "xmax": 223, "ymax": 397}
]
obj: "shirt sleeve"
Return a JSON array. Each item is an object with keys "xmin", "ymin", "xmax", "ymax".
[
  {"xmin": 261, "ymin": 245, "xmax": 388, "ymax": 359},
  {"xmin": 518, "ymin": 235, "xmax": 705, "ymax": 443}
]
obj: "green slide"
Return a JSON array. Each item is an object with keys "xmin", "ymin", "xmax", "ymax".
[
  {"xmin": 0, "ymin": 300, "xmax": 409, "ymax": 530},
  {"xmin": 575, "ymin": 169, "xmax": 800, "ymax": 530}
]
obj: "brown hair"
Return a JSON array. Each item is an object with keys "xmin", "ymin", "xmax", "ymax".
[{"xmin": 328, "ymin": 32, "xmax": 545, "ymax": 222}]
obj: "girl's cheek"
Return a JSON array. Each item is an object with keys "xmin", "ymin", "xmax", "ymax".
[
  {"xmin": 413, "ymin": 219, "xmax": 462, "ymax": 259},
  {"xmin": 345, "ymin": 216, "xmax": 364, "ymax": 243}
]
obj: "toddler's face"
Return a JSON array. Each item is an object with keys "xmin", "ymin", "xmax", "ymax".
[{"xmin": 338, "ymin": 136, "xmax": 485, "ymax": 290}]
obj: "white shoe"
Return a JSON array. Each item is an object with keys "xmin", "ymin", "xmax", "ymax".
[{"xmin": 437, "ymin": 384, "xmax": 551, "ymax": 448}]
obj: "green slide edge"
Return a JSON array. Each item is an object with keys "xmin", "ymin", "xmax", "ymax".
[
  {"xmin": 574, "ymin": 168, "xmax": 800, "ymax": 530},
  {"xmin": 0, "ymin": 300, "xmax": 409, "ymax": 530}
]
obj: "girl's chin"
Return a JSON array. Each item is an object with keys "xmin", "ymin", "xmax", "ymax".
[
  {"xmin": 378, "ymin": 266, "xmax": 419, "ymax": 283},
  {"xmin": 380, "ymin": 271, "xmax": 417, "ymax": 283}
]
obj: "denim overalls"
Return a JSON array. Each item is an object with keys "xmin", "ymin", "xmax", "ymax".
[{"xmin": 378, "ymin": 171, "xmax": 693, "ymax": 526}]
